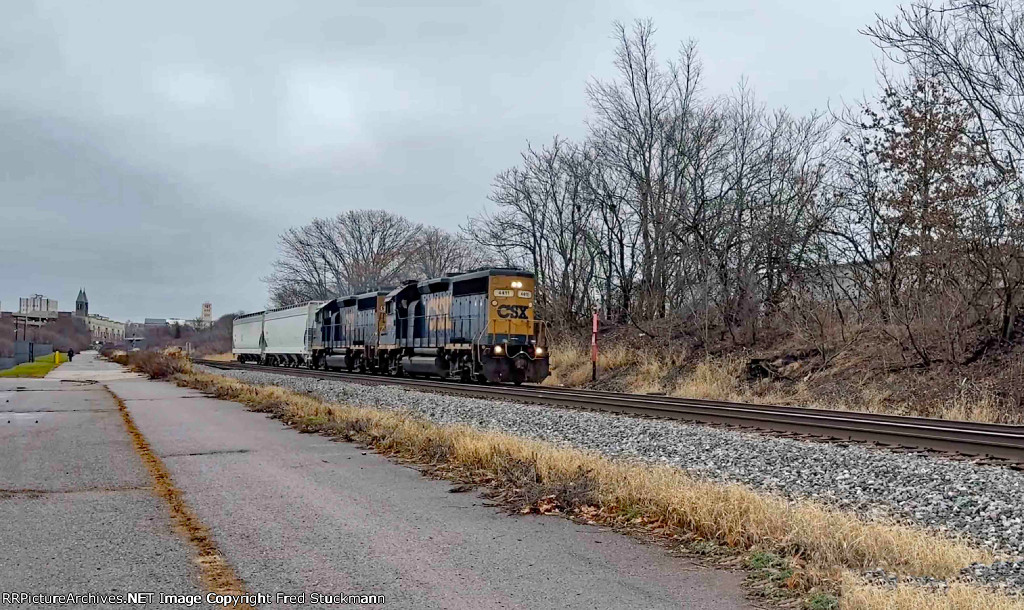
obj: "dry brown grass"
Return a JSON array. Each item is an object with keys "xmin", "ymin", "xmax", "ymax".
[
  {"xmin": 545, "ymin": 340, "xmax": 1024, "ymax": 424},
  {"xmin": 203, "ymin": 352, "xmax": 236, "ymax": 362},
  {"xmin": 940, "ymin": 382, "xmax": 1022, "ymax": 425},
  {"xmin": 128, "ymin": 350, "xmax": 191, "ymax": 379},
  {"xmin": 625, "ymin": 351, "xmax": 673, "ymax": 394},
  {"xmin": 671, "ymin": 356, "xmax": 745, "ymax": 400},
  {"xmin": 840, "ymin": 575, "xmax": 1024, "ymax": 610},
  {"xmin": 543, "ymin": 341, "xmax": 639, "ymax": 386},
  {"xmin": 177, "ymin": 369, "xmax": 991, "ymax": 588}
]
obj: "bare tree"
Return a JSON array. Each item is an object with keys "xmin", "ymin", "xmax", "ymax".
[
  {"xmin": 587, "ymin": 19, "xmax": 678, "ymax": 319},
  {"xmin": 467, "ymin": 137, "xmax": 600, "ymax": 323},
  {"xmin": 415, "ymin": 227, "xmax": 487, "ymax": 278},
  {"xmin": 316, "ymin": 210, "xmax": 424, "ymax": 293},
  {"xmin": 263, "ymin": 222, "xmax": 338, "ymax": 306},
  {"xmin": 265, "ymin": 210, "xmax": 424, "ymax": 307},
  {"xmin": 865, "ymin": 0, "xmax": 1024, "ymax": 174},
  {"xmin": 826, "ymin": 75, "xmax": 1004, "ymax": 364}
]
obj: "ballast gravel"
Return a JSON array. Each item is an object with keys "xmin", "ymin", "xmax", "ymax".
[{"xmin": 198, "ymin": 366, "xmax": 1024, "ymax": 589}]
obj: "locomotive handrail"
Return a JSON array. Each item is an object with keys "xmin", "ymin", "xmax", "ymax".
[{"xmin": 319, "ymin": 310, "xmax": 547, "ymax": 351}]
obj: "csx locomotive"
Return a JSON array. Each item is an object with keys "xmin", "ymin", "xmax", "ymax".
[{"xmin": 232, "ymin": 268, "xmax": 549, "ymax": 384}]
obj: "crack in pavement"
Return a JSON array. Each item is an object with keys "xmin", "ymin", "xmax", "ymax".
[
  {"xmin": 124, "ymin": 396, "xmax": 206, "ymax": 401},
  {"xmin": 162, "ymin": 449, "xmax": 252, "ymax": 458},
  {"xmin": 8, "ymin": 386, "xmax": 97, "ymax": 392},
  {"xmin": 0, "ymin": 408, "xmax": 113, "ymax": 413},
  {"xmin": 0, "ymin": 485, "xmax": 150, "ymax": 499}
]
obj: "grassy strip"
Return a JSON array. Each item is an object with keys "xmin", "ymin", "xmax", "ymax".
[
  {"xmin": 173, "ymin": 368, "xmax": 1013, "ymax": 607},
  {"xmin": 0, "ymin": 352, "xmax": 65, "ymax": 378},
  {"xmin": 841, "ymin": 575, "xmax": 1024, "ymax": 609}
]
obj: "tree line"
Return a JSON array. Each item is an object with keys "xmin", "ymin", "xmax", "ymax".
[
  {"xmin": 269, "ymin": 3, "xmax": 1024, "ymax": 369},
  {"xmin": 264, "ymin": 209, "xmax": 484, "ymax": 306}
]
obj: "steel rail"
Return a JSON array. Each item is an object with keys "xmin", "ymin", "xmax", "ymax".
[{"xmin": 196, "ymin": 359, "xmax": 1024, "ymax": 465}]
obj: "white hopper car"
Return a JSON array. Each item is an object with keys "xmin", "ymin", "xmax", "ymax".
[{"xmin": 232, "ymin": 301, "xmax": 325, "ymax": 366}]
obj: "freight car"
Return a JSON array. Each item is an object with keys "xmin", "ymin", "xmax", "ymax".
[
  {"xmin": 232, "ymin": 268, "xmax": 549, "ymax": 384},
  {"xmin": 231, "ymin": 301, "xmax": 325, "ymax": 366}
]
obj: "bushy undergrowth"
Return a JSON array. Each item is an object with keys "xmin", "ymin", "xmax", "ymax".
[
  {"xmin": 142, "ymin": 314, "xmax": 233, "ymax": 356},
  {"xmin": 543, "ymin": 333, "xmax": 1024, "ymax": 424},
  {"xmin": 125, "ymin": 350, "xmax": 190, "ymax": 379}
]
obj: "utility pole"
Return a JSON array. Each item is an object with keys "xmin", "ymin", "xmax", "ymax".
[{"xmin": 591, "ymin": 307, "xmax": 599, "ymax": 382}]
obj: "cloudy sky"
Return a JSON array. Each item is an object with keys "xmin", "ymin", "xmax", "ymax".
[{"xmin": 0, "ymin": 0, "xmax": 903, "ymax": 322}]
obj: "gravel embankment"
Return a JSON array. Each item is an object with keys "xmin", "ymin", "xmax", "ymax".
[{"xmin": 198, "ymin": 366, "xmax": 1024, "ymax": 589}]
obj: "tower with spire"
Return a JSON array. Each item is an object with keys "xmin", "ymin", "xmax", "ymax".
[{"xmin": 75, "ymin": 288, "xmax": 88, "ymax": 318}]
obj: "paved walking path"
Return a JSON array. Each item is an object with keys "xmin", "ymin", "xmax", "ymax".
[
  {"xmin": 3, "ymin": 352, "xmax": 753, "ymax": 609},
  {"xmin": 1, "ymin": 354, "xmax": 207, "ymax": 609}
]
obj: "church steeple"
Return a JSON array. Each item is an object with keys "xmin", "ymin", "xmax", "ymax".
[{"xmin": 75, "ymin": 288, "xmax": 88, "ymax": 317}]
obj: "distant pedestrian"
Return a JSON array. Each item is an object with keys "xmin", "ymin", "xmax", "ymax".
[{"xmin": 67, "ymin": 349, "xmax": 74, "ymax": 362}]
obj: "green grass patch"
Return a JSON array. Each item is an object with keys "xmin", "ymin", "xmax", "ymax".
[
  {"xmin": 807, "ymin": 592, "xmax": 840, "ymax": 610},
  {"xmin": 0, "ymin": 352, "xmax": 65, "ymax": 377}
]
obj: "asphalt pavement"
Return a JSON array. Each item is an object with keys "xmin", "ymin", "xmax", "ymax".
[
  {"xmin": 0, "ymin": 356, "xmax": 208, "ymax": 609},
  {"xmin": 3, "ymin": 352, "xmax": 753, "ymax": 609}
]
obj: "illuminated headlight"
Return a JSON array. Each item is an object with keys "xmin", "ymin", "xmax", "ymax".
[
  {"xmin": 535, "ymin": 346, "xmax": 544, "ymax": 356},
  {"xmin": 493, "ymin": 345, "xmax": 503, "ymax": 355},
  {"xmin": 511, "ymin": 281, "xmax": 522, "ymax": 288}
]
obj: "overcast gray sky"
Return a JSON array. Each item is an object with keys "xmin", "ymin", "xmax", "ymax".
[{"xmin": 0, "ymin": 0, "xmax": 903, "ymax": 322}]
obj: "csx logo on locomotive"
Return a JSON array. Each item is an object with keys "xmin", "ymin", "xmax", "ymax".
[{"xmin": 496, "ymin": 304, "xmax": 529, "ymax": 319}]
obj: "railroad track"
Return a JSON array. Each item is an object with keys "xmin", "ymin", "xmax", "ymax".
[{"xmin": 196, "ymin": 359, "xmax": 1024, "ymax": 467}]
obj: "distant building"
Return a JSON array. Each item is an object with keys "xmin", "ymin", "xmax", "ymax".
[
  {"xmin": 83, "ymin": 315, "xmax": 125, "ymax": 343},
  {"xmin": 73, "ymin": 288, "xmax": 124, "ymax": 343},
  {"xmin": 20, "ymin": 294, "xmax": 58, "ymax": 315},
  {"xmin": 144, "ymin": 317, "xmax": 190, "ymax": 327},
  {"xmin": 124, "ymin": 321, "xmax": 146, "ymax": 349},
  {"xmin": 75, "ymin": 289, "xmax": 88, "ymax": 317},
  {"xmin": 14, "ymin": 294, "xmax": 59, "ymax": 328}
]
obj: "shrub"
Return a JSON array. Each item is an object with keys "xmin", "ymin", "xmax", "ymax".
[{"xmin": 127, "ymin": 350, "xmax": 190, "ymax": 379}]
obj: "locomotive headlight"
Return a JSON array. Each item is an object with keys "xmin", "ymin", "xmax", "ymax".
[
  {"xmin": 493, "ymin": 345, "xmax": 503, "ymax": 355},
  {"xmin": 511, "ymin": 281, "xmax": 522, "ymax": 288},
  {"xmin": 535, "ymin": 346, "xmax": 544, "ymax": 356}
]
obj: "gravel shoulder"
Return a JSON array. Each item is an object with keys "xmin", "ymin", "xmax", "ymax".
[{"xmin": 200, "ymin": 366, "xmax": 1024, "ymax": 590}]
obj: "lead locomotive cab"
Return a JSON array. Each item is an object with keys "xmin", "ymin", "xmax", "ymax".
[
  {"xmin": 372, "ymin": 267, "xmax": 548, "ymax": 384},
  {"xmin": 446, "ymin": 267, "xmax": 548, "ymax": 384}
]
